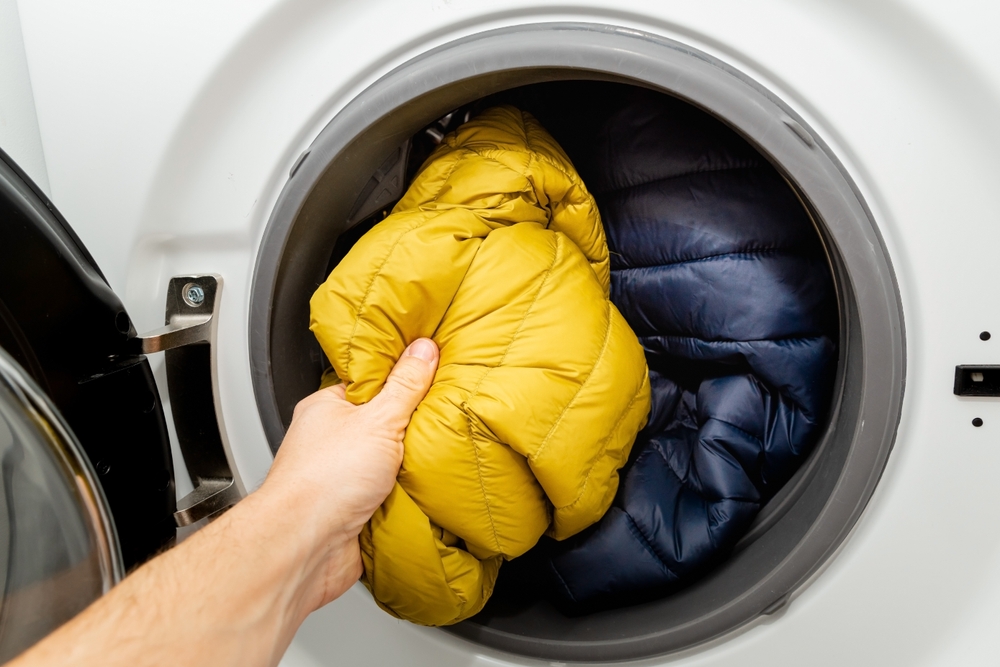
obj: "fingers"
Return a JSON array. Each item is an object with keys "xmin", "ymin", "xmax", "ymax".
[
  {"xmin": 294, "ymin": 382, "xmax": 347, "ymax": 411},
  {"xmin": 321, "ymin": 383, "xmax": 348, "ymax": 401},
  {"xmin": 369, "ymin": 338, "xmax": 439, "ymax": 420}
]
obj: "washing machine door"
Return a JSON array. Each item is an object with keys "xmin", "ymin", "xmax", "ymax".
[
  {"xmin": 0, "ymin": 146, "xmax": 177, "ymax": 658},
  {"xmin": 0, "ymin": 147, "xmax": 176, "ymax": 573},
  {"xmin": 0, "ymin": 347, "xmax": 119, "ymax": 662},
  {"xmin": 0, "ymin": 146, "xmax": 242, "ymax": 658}
]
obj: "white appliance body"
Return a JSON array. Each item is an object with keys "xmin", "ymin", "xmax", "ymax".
[{"xmin": 11, "ymin": 1, "xmax": 1000, "ymax": 665}]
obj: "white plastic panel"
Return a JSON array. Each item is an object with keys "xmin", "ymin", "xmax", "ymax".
[
  {"xmin": 15, "ymin": 1, "xmax": 1000, "ymax": 665},
  {"xmin": 0, "ymin": 0, "xmax": 49, "ymax": 193}
]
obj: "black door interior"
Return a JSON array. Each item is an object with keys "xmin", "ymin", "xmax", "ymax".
[{"xmin": 0, "ymin": 148, "xmax": 175, "ymax": 570}]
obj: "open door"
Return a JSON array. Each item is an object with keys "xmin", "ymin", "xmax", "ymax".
[
  {"xmin": 0, "ymin": 148, "xmax": 175, "ymax": 570},
  {"xmin": 0, "ymin": 147, "xmax": 242, "ymax": 658}
]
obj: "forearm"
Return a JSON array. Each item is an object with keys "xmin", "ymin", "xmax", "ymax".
[
  {"xmin": 8, "ymin": 339, "xmax": 438, "ymax": 667},
  {"xmin": 10, "ymin": 484, "xmax": 340, "ymax": 667}
]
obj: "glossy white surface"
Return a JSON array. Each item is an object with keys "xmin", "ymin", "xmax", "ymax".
[
  {"xmin": 0, "ymin": 0, "xmax": 48, "ymax": 192},
  {"xmin": 13, "ymin": 1, "xmax": 1000, "ymax": 664}
]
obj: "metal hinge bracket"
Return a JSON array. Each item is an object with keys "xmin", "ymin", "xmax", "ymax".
[{"xmin": 132, "ymin": 275, "xmax": 243, "ymax": 527}]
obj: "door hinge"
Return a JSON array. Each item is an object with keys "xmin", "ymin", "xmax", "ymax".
[{"xmin": 132, "ymin": 275, "xmax": 244, "ymax": 527}]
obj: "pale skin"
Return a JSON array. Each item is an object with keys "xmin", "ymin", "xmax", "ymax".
[{"xmin": 8, "ymin": 338, "xmax": 441, "ymax": 667}]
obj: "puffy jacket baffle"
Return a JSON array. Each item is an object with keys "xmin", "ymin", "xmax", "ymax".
[
  {"xmin": 310, "ymin": 106, "xmax": 652, "ymax": 626},
  {"xmin": 544, "ymin": 91, "xmax": 838, "ymax": 610}
]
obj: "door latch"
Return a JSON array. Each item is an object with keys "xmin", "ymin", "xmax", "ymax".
[
  {"xmin": 954, "ymin": 365, "xmax": 1000, "ymax": 397},
  {"xmin": 131, "ymin": 275, "xmax": 243, "ymax": 527}
]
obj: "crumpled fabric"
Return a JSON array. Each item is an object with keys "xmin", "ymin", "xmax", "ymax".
[
  {"xmin": 309, "ymin": 106, "xmax": 651, "ymax": 626},
  {"xmin": 544, "ymin": 90, "xmax": 838, "ymax": 609}
]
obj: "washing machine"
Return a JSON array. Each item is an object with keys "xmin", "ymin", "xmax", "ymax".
[{"xmin": 3, "ymin": 0, "xmax": 1000, "ymax": 665}]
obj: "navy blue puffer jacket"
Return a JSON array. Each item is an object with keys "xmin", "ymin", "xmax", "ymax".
[{"xmin": 545, "ymin": 92, "xmax": 838, "ymax": 609}]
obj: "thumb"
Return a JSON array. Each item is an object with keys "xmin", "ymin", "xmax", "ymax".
[{"xmin": 369, "ymin": 338, "xmax": 439, "ymax": 420}]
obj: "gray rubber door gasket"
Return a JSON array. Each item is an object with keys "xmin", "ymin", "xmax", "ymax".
[{"xmin": 250, "ymin": 23, "xmax": 904, "ymax": 663}]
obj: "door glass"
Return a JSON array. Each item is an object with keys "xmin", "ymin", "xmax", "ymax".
[{"xmin": 0, "ymin": 353, "xmax": 119, "ymax": 661}]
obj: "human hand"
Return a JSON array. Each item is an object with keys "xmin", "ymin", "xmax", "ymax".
[
  {"xmin": 5, "ymin": 339, "xmax": 439, "ymax": 667},
  {"xmin": 258, "ymin": 338, "xmax": 439, "ymax": 611}
]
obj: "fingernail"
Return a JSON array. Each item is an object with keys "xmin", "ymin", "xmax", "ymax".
[{"xmin": 405, "ymin": 338, "xmax": 437, "ymax": 362}]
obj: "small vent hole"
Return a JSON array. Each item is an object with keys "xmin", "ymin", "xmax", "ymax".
[{"xmin": 115, "ymin": 311, "xmax": 131, "ymax": 335}]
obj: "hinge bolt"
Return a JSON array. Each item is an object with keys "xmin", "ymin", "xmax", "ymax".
[{"xmin": 182, "ymin": 283, "xmax": 205, "ymax": 307}]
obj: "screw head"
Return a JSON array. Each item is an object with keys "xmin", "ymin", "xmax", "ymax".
[{"xmin": 182, "ymin": 283, "xmax": 205, "ymax": 307}]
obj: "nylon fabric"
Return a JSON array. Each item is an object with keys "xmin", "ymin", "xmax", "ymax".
[
  {"xmin": 545, "ymin": 91, "xmax": 838, "ymax": 609},
  {"xmin": 309, "ymin": 106, "xmax": 651, "ymax": 626}
]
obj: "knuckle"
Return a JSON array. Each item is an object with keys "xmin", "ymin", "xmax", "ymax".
[
  {"xmin": 389, "ymin": 363, "xmax": 426, "ymax": 394},
  {"xmin": 394, "ymin": 370, "xmax": 425, "ymax": 393},
  {"xmin": 291, "ymin": 397, "xmax": 312, "ymax": 420}
]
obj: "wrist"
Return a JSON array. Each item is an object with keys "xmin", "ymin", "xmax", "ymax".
[{"xmin": 248, "ymin": 479, "xmax": 360, "ymax": 614}]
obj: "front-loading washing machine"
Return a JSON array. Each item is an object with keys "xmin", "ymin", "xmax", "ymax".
[{"xmin": 4, "ymin": 1, "xmax": 1000, "ymax": 665}]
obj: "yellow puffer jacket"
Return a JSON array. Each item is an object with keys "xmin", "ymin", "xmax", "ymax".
[{"xmin": 309, "ymin": 106, "xmax": 651, "ymax": 626}]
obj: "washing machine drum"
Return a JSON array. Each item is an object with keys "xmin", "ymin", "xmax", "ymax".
[
  {"xmin": 0, "ymin": 148, "xmax": 176, "ymax": 658},
  {"xmin": 322, "ymin": 89, "xmax": 839, "ymax": 612},
  {"xmin": 253, "ymin": 25, "xmax": 903, "ymax": 662}
]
